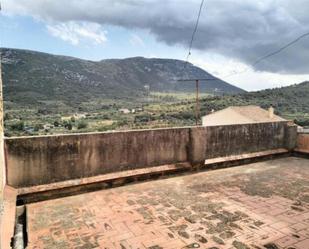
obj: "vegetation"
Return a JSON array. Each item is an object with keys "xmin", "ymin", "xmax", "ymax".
[
  {"xmin": 1, "ymin": 48, "xmax": 308, "ymax": 136},
  {"xmin": 77, "ymin": 120, "xmax": 88, "ymax": 129},
  {"xmin": 3, "ymin": 81, "xmax": 309, "ymax": 136}
]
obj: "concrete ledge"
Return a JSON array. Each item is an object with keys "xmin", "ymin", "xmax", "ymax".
[
  {"xmin": 204, "ymin": 148, "xmax": 289, "ymax": 165},
  {"xmin": 17, "ymin": 162, "xmax": 192, "ymax": 203},
  {"xmin": 294, "ymin": 149, "xmax": 309, "ymax": 154},
  {"xmin": 293, "ymin": 149, "xmax": 309, "ymax": 159},
  {"xmin": 1, "ymin": 186, "xmax": 17, "ymax": 249}
]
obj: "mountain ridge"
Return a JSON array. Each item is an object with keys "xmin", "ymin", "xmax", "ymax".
[{"xmin": 1, "ymin": 48, "xmax": 244, "ymax": 108}]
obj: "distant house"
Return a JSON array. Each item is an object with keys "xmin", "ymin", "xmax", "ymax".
[
  {"xmin": 73, "ymin": 113, "xmax": 87, "ymax": 119},
  {"xmin": 119, "ymin": 108, "xmax": 131, "ymax": 114},
  {"xmin": 61, "ymin": 116, "xmax": 72, "ymax": 121},
  {"xmin": 61, "ymin": 113, "xmax": 86, "ymax": 121},
  {"xmin": 202, "ymin": 105, "xmax": 286, "ymax": 126}
]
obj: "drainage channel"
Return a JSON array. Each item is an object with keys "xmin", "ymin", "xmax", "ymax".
[{"xmin": 11, "ymin": 202, "xmax": 28, "ymax": 249}]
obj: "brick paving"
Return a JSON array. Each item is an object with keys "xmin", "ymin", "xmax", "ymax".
[{"xmin": 27, "ymin": 157, "xmax": 309, "ymax": 249}]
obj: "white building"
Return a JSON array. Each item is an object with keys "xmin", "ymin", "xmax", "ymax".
[{"xmin": 119, "ymin": 108, "xmax": 131, "ymax": 114}]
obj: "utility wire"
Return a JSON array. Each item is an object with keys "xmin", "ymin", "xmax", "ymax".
[
  {"xmin": 184, "ymin": 0, "xmax": 205, "ymax": 68},
  {"xmin": 224, "ymin": 31, "xmax": 309, "ymax": 79},
  {"xmin": 252, "ymin": 31, "xmax": 309, "ymax": 67}
]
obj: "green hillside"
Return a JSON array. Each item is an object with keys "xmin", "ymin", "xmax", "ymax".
[
  {"xmin": 1, "ymin": 48, "xmax": 243, "ymax": 111},
  {"xmin": 4, "ymin": 81, "xmax": 309, "ymax": 137},
  {"xmin": 2, "ymin": 48, "xmax": 308, "ymax": 136}
]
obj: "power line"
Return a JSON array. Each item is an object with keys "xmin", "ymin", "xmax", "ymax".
[
  {"xmin": 184, "ymin": 0, "xmax": 205, "ymax": 68},
  {"xmin": 252, "ymin": 31, "xmax": 309, "ymax": 67},
  {"xmin": 224, "ymin": 31, "xmax": 309, "ymax": 79}
]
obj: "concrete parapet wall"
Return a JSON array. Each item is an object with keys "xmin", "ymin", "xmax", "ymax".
[
  {"xmin": 194, "ymin": 122, "xmax": 288, "ymax": 162},
  {"xmin": 5, "ymin": 128, "xmax": 190, "ymax": 187},
  {"xmin": 296, "ymin": 133, "xmax": 309, "ymax": 154},
  {"xmin": 5, "ymin": 122, "xmax": 296, "ymax": 188}
]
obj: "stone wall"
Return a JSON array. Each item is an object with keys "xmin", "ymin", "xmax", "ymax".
[
  {"xmin": 5, "ymin": 121, "xmax": 296, "ymax": 188},
  {"xmin": 296, "ymin": 133, "xmax": 309, "ymax": 153}
]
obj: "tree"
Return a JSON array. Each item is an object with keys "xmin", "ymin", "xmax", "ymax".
[
  {"xmin": 10, "ymin": 121, "xmax": 24, "ymax": 131},
  {"xmin": 54, "ymin": 121, "xmax": 60, "ymax": 127},
  {"xmin": 64, "ymin": 122, "xmax": 73, "ymax": 130},
  {"xmin": 4, "ymin": 113, "xmax": 10, "ymax": 121}
]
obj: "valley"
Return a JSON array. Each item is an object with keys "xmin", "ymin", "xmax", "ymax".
[{"xmin": 2, "ymin": 48, "xmax": 309, "ymax": 136}]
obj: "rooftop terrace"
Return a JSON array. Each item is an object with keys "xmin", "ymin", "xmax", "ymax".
[
  {"xmin": 1, "ymin": 122, "xmax": 309, "ymax": 249},
  {"xmin": 26, "ymin": 157, "xmax": 309, "ymax": 249}
]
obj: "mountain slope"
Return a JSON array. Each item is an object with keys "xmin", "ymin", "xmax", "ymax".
[
  {"xmin": 1, "ymin": 48, "xmax": 244, "ymax": 107},
  {"xmin": 197, "ymin": 81, "xmax": 309, "ymax": 124}
]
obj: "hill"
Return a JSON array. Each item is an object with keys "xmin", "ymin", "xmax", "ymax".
[
  {"xmin": 197, "ymin": 81, "xmax": 309, "ymax": 125},
  {"xmin": 2, "ymin": 48, "xmax": 308, "ymax": 136},
  {"xmin": 1, "ymin": 48, "xmax": 244, "ymax": 108}
]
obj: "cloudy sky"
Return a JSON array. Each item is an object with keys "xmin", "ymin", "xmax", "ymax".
[{"xmin": 1, "ymin": 0, "xmax": 309, "ymax": 91}]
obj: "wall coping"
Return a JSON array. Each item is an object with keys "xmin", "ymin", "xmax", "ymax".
[{"xmin": 4, "ymin": 121, "xmax": 290, "ymax": 140}]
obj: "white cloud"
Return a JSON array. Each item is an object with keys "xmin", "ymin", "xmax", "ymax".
[
  {"xmin": 47, "ymin": 22, "xmax": 107, "ymax": 46},
  {"xmin": 190, "ymin": 53, "xmax": 309, "ymax": 91},
  {"xmin": 129, "ymin": 34, "xmax": 145, "ymax": 47}
]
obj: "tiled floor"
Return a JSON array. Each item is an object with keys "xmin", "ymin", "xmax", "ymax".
[{"xmin": 27, "ymin": 157, "xmax": 309, "ymax": 249}]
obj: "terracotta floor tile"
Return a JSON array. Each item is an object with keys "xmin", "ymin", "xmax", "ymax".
[{"xmin": 26, "ymin": 157, "xmax": 309, "ymax": 249}]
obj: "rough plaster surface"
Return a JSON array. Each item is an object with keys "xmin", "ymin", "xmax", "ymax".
[{"xmin": 6, "ymin": 128, "xmax": 190, "ymax": 187}]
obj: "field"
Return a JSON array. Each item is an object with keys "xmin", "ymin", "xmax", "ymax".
[{"xmin": 4, "ymin": 92, "xmax": 198, "ymax": 137}]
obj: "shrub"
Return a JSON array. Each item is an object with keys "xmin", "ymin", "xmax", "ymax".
[
  {"xmin": 77, "ymin": 120, "xmax": 88, "ymax": 129},
  {"xmin": 34, "ymin": 123, "xmax": 44, "ymax": 131},
  {"xmin": 64, "ymin": 122, "xmax": 73, "ymax": 130},
  {"xmin": 134, "ymin": 114, "xmax": 154, "ymax": 123},
  {"xmin": 295, "ymin": 119, "xmax": 309, "ymax": 127},
  {"xmin": 54, "ymin": 121, "xmax": 60, "ymax": 127}
]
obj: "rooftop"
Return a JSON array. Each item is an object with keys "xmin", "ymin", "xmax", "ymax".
[
  {"xmin": 202, "ymin": 106, "xmax": 286, "ymax": 126},
  {"xmin": 27, "ymin": 157, "xmax": 309, "ymax": 249},
  {"xmin": 2, "ymin": 121, "xmax": 308, "ymax": 249}
]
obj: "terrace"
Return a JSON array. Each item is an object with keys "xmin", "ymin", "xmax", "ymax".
[
  {"xmin": 27, "ymin": 157, "xmax": 309, "ymax": 249},
  {"xmin": 1, "ymin": 121, "xmax": 309, "ymax": 249}
]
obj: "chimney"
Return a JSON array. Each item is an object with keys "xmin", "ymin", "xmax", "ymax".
[{"xmin": 268, "ymin": 106, "xmax": 274, "ymax": 119}]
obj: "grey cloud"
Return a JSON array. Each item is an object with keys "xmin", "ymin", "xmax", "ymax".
[{"xmin": 5, "ymin": 0, "xmax": 309, "ymax": 74}]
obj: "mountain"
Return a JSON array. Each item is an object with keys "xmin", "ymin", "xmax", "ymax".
[{"xmin": 1, "ymin": 48, "xmax": 244, "ymax": 107}]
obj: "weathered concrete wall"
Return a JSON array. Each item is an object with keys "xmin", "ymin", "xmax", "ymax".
[
  {"xmin": 284, "ymin": 123, "xmax": 298, "ymax": 150},
  {"xmin": 5, "ymin": 121, "xmax": 296, "ymax": 188},
  {"xmin": 190, "ymin": 122, "xmax": 290, "ymax": 163},
  {"xmin": 5, "ymin": 128, "xmax": 190, "ymax": 187},
  {"xmin": 296, "ymin": 133, "xmax": 309, "ymax": 153}
]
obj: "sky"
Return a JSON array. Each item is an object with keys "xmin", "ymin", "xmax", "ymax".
[{"xmin": 1, "ymin": 0, "xmax": 309, "ymax": 91}]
